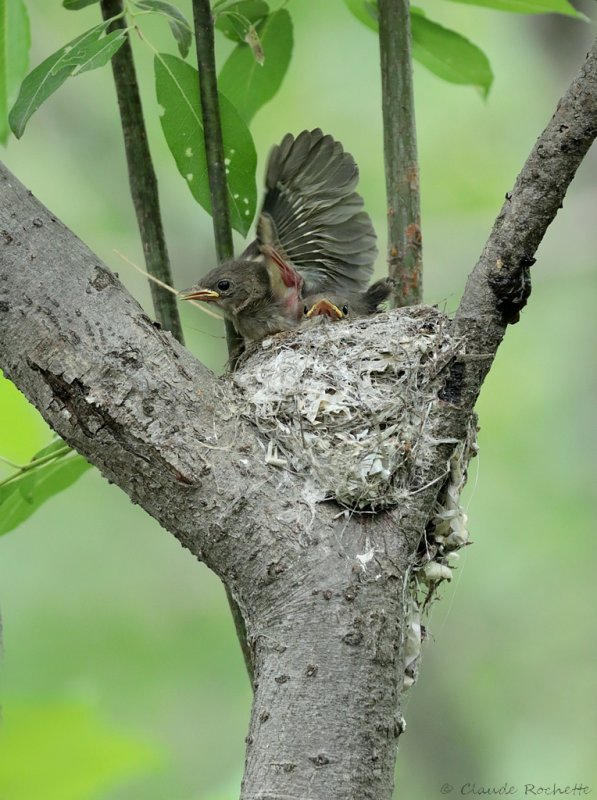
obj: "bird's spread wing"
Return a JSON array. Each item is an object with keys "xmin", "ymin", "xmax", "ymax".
[{"xmin": 255, "ymin": 129, "xmax": 378, "ymax": 295}]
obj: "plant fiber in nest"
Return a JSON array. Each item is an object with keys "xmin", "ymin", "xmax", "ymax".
[{"xmin": 232, "ymin": 305, "xmax": 462, "ymax": 510}]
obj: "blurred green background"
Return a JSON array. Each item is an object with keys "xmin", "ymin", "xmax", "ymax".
[{"xmin": 1, "ymin": 2, "xmax": 596, "ymax": 798}]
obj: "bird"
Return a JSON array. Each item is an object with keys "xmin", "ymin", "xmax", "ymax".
[
  {"xmin": 303, "ymin": 278, "xmax": 395, "ymax": 322},
  {"xmin": 179, "ymin": 128, "xmax": 379, "ymax": 342}
]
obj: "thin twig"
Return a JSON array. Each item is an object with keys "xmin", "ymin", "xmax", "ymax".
[
  {"xmin": 100, "ymin": 0, "xmax": 185, "ymax": 344},
  {"xmin": 378, "ymin": 0, "xmax": 422, "ymax": 307},
  {"xmin": 452, "ymin": 37, "xmax": 597, "ymax": 412},
  {"xmin": 114, "ymin": 249, "xmax": 223, "ymax": 321},
  {"xmin": 192, "ymin": 0, "xmax": 242, "ymax": 357}
]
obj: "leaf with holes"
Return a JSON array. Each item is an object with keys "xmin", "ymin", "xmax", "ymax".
[
  {"xmin": 134, "ymin": 0, "xmax": 192, "ymax": 58},
  {"xmin": 218, "ymin": 8, "xmax": 292, "ymax": 123},
  {"xmin": 0, "ymin": 0, "xmax": 30, "ymax": 144},
  {"xmin": 155, "ymin": 53, "xmax": 257, "ymax": 236},
  {"xmin": 9, "ymin": 23, "xmax": 128, "ymax": 138}
]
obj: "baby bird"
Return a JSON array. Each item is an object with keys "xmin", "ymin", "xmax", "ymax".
[
  {"xmin": 179, "ymin": 128, "xmax": 378, "ymax": 343},
  {"xmin": 303, "ymin": 278, "xmax": 395, "ymax": 322}
]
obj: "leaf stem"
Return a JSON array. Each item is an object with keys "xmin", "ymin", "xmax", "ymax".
[
  {"xmin": 99, "ymin": 0, "xmax": 185, "ymax": 344},
  {"xmin": 191, "ymin": 0, "xmax": 242, "ymax": 357},
  {"xmin": 378, "ymin": 0, "xmax": 422, "ymax": 306},
  {"xmin": 0, "ymin": 445, "xmax": 73, "ymax": 489}
]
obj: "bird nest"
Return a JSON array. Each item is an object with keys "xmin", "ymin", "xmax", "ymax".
[{"xmin": 231, "ymin": 305, "xmax": 463, "ymax": 510}]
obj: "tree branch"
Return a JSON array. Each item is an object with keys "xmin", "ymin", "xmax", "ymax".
[
  {"xmin": 191, "ymin": 0, "xmax": 241, "ymax": 357},
  {"xmin": 100, "ymin": 0, "xmax": 184, "ymax": 343},
  {"xmin": 378, "ymin": 0, "xmax": 422, "ymax": 306},
  {"xmin": 451, "ymin": 37, "xmax": 597, "ymax": 413},
  {"xmin": 0, "ymin": 162, "xmax": 467, "ymax": 799},
  {"xmin": 1, "ymin": 35, "xmax": 596, "ymax": 800}
]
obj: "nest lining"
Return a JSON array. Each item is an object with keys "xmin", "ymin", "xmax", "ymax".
[{"xmin": 232, "ymin": 305, "xmax": 460, "ymax": 510}]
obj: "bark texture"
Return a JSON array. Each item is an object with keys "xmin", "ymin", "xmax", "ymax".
[
  {"xmin": 378, "ymin": 0, "xmax": 422, "ymax": 307},
  {"xmin": 1, "ymin": 36, "xmax": 596, "ymax": 800}
]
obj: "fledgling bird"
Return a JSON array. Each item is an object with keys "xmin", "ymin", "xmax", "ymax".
[
  {"xmin": 179, "ymin": 128, "xmax": 378, "ymax": 342},
  {"xmin": 303, "ymin": 278, "xmax": 395, "ymax": 322}
]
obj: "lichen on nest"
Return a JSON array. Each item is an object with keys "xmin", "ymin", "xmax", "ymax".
[{"xmin": 231, "ymin": 305, "xmax": 461, "ymax": 510}]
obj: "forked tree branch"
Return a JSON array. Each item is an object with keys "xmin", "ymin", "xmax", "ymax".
[
  {"xmin": 378, "ymin": 0, "xmax": 422, "ymax": 306},
  {"xmin": 100, "ymin": 0, "xmax": 184, "ymax": 343},
  {"xmin": 1, "ymin": 33, "xmax": 596, "ymax": 800}
]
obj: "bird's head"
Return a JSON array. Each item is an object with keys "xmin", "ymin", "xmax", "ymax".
[{"xmin": 179, "ymin": 260, "xmax": 272, "ymax": 318}]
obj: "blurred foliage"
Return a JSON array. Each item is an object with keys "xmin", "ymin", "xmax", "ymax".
[
  {"xmin": 0, "ymin": 1, "xmax": 596, "ymax": 799},
  {"xmin": 0, "ymin": 703, "xmax": 162, "ymax": 799},
  {"xmin": 0, "ymin": 438, "xmax": 91, "ymax": 537}
]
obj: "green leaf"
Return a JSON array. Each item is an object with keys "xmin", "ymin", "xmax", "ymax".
[
  {"xmin": 155, "ymin": 53, "xmax": 257, "ymax": 236},
  {"xmin": 218, "ymin": 8, "xmax": 293, "ymax": 123},
  {"xmin": 343, "ymin": 1, "xmax": 492, "ymax": 96},
  {"xmin": 9, "ymin": 23, "xmax": 128, "ymax": 139},
  {"xmin": 134, "ymin": 0, "xmax": 192, "ymax": 58},
  {"xmin": 63, "ymin": 0, "xmax": 100, "ymax": 8},
  {"xmin": 411, "ymin": 14, "xmax": 493, "ymax": 96},
  {"xmin": 0, "ymin": 0, "xmax": 30, "ymax": 145},
  {"xmin": 343, "ymin": 0, "xmax": 378, "ymax": 30},
  {"xmin": 0, "ymin": 702, "xmax": 162, "ymax": 799},
  {"xmin": 0, "ymin": 447, "xmax": 91, "ymax": 537},
  {"xmin": 443, "ymin": 0, "xmax": 583, "ymax": 18},
  {"xmin": 214, "ymin": 0, "xmax": 269, "ymax": 42}
]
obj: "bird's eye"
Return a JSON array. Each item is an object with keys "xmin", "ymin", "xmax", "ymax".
[
  {"xmin": 342, "ymin": 304, "xmax": 349, "ymax": 315},
  {"xmin": 303, "ymin": 305, "xmax": 309, "ymax": 315},
  {"xmin": 217, "ymin": 280, "xmax": 230, "ymax": 292}
]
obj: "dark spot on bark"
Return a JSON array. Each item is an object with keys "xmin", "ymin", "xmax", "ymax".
[
  {"xmin": 439, "ymin": 359, "xmax": 465, "ymax": 405},
  {"xmin": 259, "ymin": 710, "xmax": 270, "ymax": 723},
  {"xmin": 111, "ymin": 347, "xmax": 142, "ymax": 370},
  {"xmin": 309, "ymin": 754, "xmax": 330, "ymax": 767},
  {"xmin": 245, "ymin": 734, "xmax": 253, "ymax": 745},
  {"xmin": 0, "ymin": 301, "xmax": 9, "ymax": 312},
  {"xmin": 264, "ymin": 560, "xmax": 287, "ymax": 583},
  {"xmin": 2, "ymin": 230, "xmax": 13, "ymax": 244},
  {"xmin": 274, "ymin": 674, "xmax": 289, "ymax": 684},
  {"xmin": 343, "ymin": 585, "xmax": 358, "ymax": 602},
  {"xmin": 32, "ymin": 218, "xmax": 43, "ymax": 228},
  {"xmin": 74, "ymin": 308, "xmax": 82, "ymax": 317},
  {"xmin": 505, "ymin": 191, "xmax": 512, "ymax": 201},
  {"xmin": 488, "ymin": 257, "xmax": 533, "ymax": 325},
  {"xmin": 90, "ymin": 266, "xmax": 116, "ymax": 292},
  {"xmin": 152, "ymin": 320, "xmax": 162, "ymax": 329},
  {"xmin": 519, "ymin": 255, "xmax": 536, "ymax": 268},
  {"xmin": 281, "ymin": 763, "xmax": 296, "ymax": 773},
  {"xmin": 142, "ymin": 401, "xmax": 154, "ymax": 416},
  {"xmin": 306, "ymin": 664, "xmax": 318, "ymax": 678},
  {"xmin": 322, "ymin": 590, "xmax": 333, "ymax": 601},
  {"xmin": 342, "ymin": 629, "xmax": 363, "ymax": 646}
]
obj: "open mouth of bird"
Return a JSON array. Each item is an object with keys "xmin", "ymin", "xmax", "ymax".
[
  {"xmin": 306, "ymin": 299, "xmax": 344, "ymax": 320},
  {"xmin": 179, "ymin": 288, "xmax": 220, "ymax": 302}
]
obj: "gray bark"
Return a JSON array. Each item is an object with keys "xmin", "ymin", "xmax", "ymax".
[{"xmin": 1, "ymin": 38, "xmax": 596, "ymax": 800}]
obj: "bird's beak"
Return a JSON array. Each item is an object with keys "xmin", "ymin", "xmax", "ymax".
[
  {"xmin": 179, "ymin": 287, "xmax": 220, "ymax": 302},
  {"xmin": 306, "ymin": 299, "xmax": 344, "ymax": 320}
]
